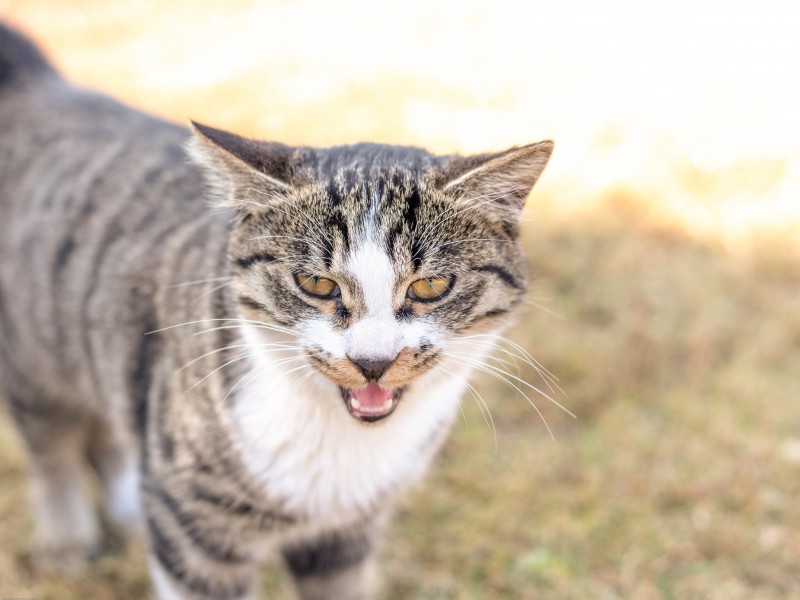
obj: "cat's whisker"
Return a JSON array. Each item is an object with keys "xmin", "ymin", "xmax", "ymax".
[
  {"xmin": 422, "ymin": 192, "xmax": 523, "ymax": 245},
  {"xmin": 216, "ymin": 192, "xmax": 332, "ymax": 257},
  {"xmin": 196, "ymin": 350, "xmax": 308, "ymax": 396},
  {"xmin": 281, "ymin": 198, "xmax": 340, "ymax": 251},
  {"xmin": 216, "ymin": 354, "xmax": 308, "ymax": 413},
  {"xmin": 441, "ymin": 194, "xmax": 516, "ymax": 224},
  {"xmin": 445, "ymin": 351, "xmax": 573, "ymax": 419},
  {"xmin": 201, "ymin": 316, "xmax": 298, "ymax": 337},
  {"xmin": 436, "ymin": 362, "xmax": 498, "ymax": 451},
  {"xmin": 456, "ymin": 398, "xmax": 469, "ymax": 429},
  {"xmin": 456, "ymin": 333, "xmax": 562, "ymax": 386},
  {"xmin": 249, "ymin": 360, "xmax": 318, "ymax": 407},
  {"xmin": 410, "ymin": 202, "xmax": 467, "ymax": 254},
  {"xmin": 450, "ymin": 184, "xmax": 531, "ymax": 206},
  {"xmin": 147, "ymin": 317, "xmax": 294, "ymax": 336},
  {"xmin": 498, "ymin": 343, "xmax": 562, "ymax": 392},
  {"xmin": 190, "ymin": 280, "xmax": 233, "ymax": 304},
  {"xmin": 239, "ymin": 190, "xmax": 284, "ymax": 204},
  {"xmin": 217, "ymin": 365, "xmax": 263, "ymax": 414},
  {"xmin": 186, "ymin": 351, "xmax": 257, "ymax": 392},
  {"xmin": 451, "ymin": 336, "xmax": 562, "ymax": 393},
  {"xmin": 285, "ymin": 368, "xmax": 316, "ymax": 398},
  {"xmin": 176, "ymin": 343, "xmax": 301, "ymax": 375},
  {"xmin": 435, "ymin": 238, "xmax": 517, "ymax": 250},
  {"xmin": 193, "ymin": 322, "xmax": 299, "ymax": 338},
  {"xmin": 245, "ymin": 323, "xmax": 303, "ymax": 336},
  {"xmin": 452, "ymin": 340, "xmax": 560, "ymax": 395},
  {"xmin": 464, "ymin": 346, "xmax": 521, "ymax": 374},
  {"xmin": 233, "ymin": 252, "xmax": 302, "ymax": 267},
  {"xmin": 165, "ymin": 276, "xmax": 233, "ymax": 289},
  {"xmin": 414, "ymin": 191, "xmax": 522, "ymax": 254},
  {"xmin": 242, "ymin": 191, "xmax": 330, "ymax": 253},
  {"xmin": 247, "ymin": 234, "xmax": 324, "ymax": 246},
  {"xmin": 246, "ymin": 250, "xmax": 329, "ymax": 272},
  {"xmin": 293, "ymin": 365, "xmax": 318, "ymax": 387},
  {"xmin": 521, "ymin": 296, "xmax": 566, "ymax": 320},
  {"xmin": 233, "ymin": 250, "xmax": 321, "ymax": 273},
  {"xmin": 280, "ymin": 361, "xmax": 316, "ymax": 378},
  {"xmin": 240, "ymin": 358, "xmax": 307, "ymax": 396},
  {"xmin": 428, "ymin": 368, "xmax": 470, "ymax": 429},
  {"xmin": 441, "ymin": 353, "xmax": 559, "ymax": 440}
]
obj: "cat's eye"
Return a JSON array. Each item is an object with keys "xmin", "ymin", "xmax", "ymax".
[
  {"xmin": 407, "ymin": 276, "xmax": 454, "ymax": 302},
  {"xmin": 295, "ymin": 273, "xmax": 340, "ymax": 299}
]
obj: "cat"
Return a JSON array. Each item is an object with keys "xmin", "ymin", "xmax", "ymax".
[{"xmin": 0, "ymin": 23, "xmax": 553, "ymax": 600}]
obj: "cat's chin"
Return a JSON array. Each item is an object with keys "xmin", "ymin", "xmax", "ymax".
[{"xmin": 339, "ymin": 383, "xmax": 405, "ymax": 423}]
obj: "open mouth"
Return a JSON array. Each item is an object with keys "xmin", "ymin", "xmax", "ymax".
[{"xmin": 340, "ymin": 382, "xmax": 403, "ymax": 423}]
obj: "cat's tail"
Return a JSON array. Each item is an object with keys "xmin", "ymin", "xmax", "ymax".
[{"xmin": 0, "ymin": 22, "xmax": 56, "ymax": 90}]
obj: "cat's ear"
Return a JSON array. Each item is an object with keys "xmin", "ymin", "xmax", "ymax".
[
  {"xmin": 188, "ymin": 121, "xmax": 300, "ymax": 210},
  {"xmin": 438, "ymin": 141, "xmax": 554, "ymax": 213}
]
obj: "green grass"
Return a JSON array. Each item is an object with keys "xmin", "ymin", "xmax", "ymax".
[{"xmin": 2, "ymin": 195, "xmax": 799, "ymax": 598}]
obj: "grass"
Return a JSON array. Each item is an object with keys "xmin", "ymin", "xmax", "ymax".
[{"xmin": 2, "ymin": 196, "xmax": 799, "ymax": 599}]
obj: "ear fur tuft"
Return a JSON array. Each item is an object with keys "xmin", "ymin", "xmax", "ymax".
[
  {"xmin": 187, "ymin": 121, "xmax": 296, "ymax": 211},
  {"xmin": 440, "ymin": 141, "xmax": 554, "ymax": 213}
]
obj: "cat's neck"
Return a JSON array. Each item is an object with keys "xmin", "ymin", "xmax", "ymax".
[{"xmin": 228, "ymin": 322, "xmax": 463, "ymax": 523}]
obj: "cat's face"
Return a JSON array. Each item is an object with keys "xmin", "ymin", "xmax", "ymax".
[{"xmin": 190, "ymin": 124, "xmax": 552, "ymax": 423}]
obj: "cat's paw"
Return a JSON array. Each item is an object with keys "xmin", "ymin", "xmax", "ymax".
[
  {"xmin": 31, "ymin": 499, "xmax": 101, "ymax": 575},
  {"xmin": 32, "ymin": 531, "xmax": 101, "ymax": 575}
]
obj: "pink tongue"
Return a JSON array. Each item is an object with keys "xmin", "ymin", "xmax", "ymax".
[{"xmin": 351, "ymin": 381, "xmax": 393, "ymax": 409}]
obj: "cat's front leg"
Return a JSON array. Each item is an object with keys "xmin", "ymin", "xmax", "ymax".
[
  {"xmin": 282, "ymin": 522, "xmax": 382, "ymax": 600},
  {"xmin": 143, "ymin": 481, "xmax": 258, "ymax": 600}
]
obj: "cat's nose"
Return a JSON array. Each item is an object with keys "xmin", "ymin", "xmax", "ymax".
[{"xmin": 349, "ymin": 357, "xmax": 393, "ymax": 381}]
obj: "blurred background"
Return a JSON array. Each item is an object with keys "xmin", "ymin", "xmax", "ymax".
[{"xmin": 0, "ymin": 1, "xmax": 798, "ymax": 598}]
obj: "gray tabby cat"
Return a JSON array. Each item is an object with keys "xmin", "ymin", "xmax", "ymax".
[{"xmin": 0, "ymin": 24, "xmax": 553, "ymax": 600}]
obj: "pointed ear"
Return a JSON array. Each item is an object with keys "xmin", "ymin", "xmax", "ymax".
[
  {"xmin": 438, "ymin": 141, "xmax": 554, "ymax": 213},
  {"xmin": 187, "ymin": 121, "xmax": 301, "ymax": 210}
]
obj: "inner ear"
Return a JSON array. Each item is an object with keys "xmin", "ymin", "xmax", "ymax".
[
  {"xmin": 439, "ymin": 141, "xmax": 554, "ymax": 211},
  {"xmin": 190, "ymin": 122, "xmax": 297, "ymax": 186},
  {"xmin": 188, "ymin": 121, "xmax": 302, "ymax": 210}
]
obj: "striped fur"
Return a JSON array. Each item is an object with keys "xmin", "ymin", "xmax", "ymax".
[{"xmin": 0, "ymin": 23, "xmax": 552, "ymax": 599}]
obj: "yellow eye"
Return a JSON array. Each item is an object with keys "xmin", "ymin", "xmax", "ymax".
[
  {"xmin": 296, "ymin": 273, "xmax": 340, "ymax": 298},
  {"xmin": 407, "ymin": 276, "xmax": 454, "ymax": 301}
]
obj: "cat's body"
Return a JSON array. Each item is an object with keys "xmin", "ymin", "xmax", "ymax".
[{"xmin": 0, "ymin": 24, "xmax": 553, "ymax": 599}]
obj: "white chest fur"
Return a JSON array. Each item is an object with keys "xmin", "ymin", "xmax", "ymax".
[{"xmin": 231, "ymin": 325, "xmax": 467, "ymax": 522}]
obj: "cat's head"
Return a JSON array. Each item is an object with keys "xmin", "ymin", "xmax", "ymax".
[{"xmin": 189, "ymin": 123, "xmax": 552, "ymax": 423}]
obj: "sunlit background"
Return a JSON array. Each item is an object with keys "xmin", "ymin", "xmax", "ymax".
[
  {"xmin": 3, "ymin": 0, "xmax": 798, "ymax": 247},
  {"xmin": 1, "ymin": 1, "xmax": 799, "ymax": 598}
]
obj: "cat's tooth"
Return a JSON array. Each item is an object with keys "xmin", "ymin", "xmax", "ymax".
[
  {"xmin": 350, "ymin": 397, "xmax": 361, "ymax": 410},
  {"xmin": 383, "ymin": 398, "xmax": 393, "ymax": 411}
]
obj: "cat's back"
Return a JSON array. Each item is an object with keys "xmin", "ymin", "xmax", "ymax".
[
  {"xmin": 0, "ymin": 23, "xmax": 221, "ymax": 402},
  {"xmin": 0, "ymin": 23, "xmax": 195, "ymax": 220}
]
